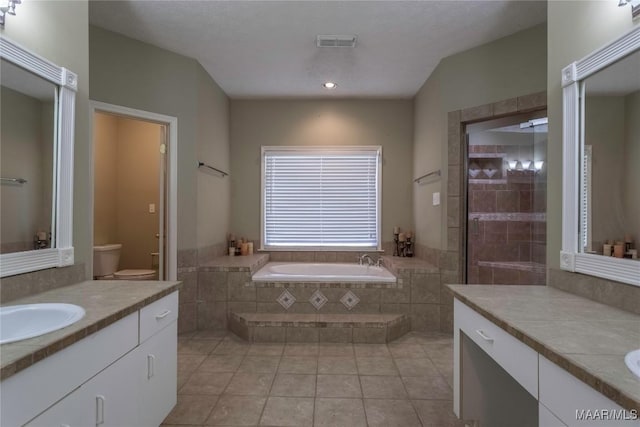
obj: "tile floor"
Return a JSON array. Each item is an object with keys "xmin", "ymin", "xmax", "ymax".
[{"xmin": 163, "ymin": 330, "xmax": 465, "ymax": 427}]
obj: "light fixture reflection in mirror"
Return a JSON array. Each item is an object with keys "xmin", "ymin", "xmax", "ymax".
[
  {"xmin": 617, "ymin": 0, "xmax": 640, "ymax": 20},
  {"xmin": 0, "ymin": 0, "xmax": 22, "ymax": 27},
  {"xmin": 582, "ymin": 49, "xmax": 640, "ymax": 261}
]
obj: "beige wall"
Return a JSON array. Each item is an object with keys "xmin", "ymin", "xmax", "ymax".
[
  {"xmin": 0, "ymin": 88, "xmax": 52, "ymax": 250},
  {"xmin": 94, "ymin": 114, "xmax": 162, "ymax": 270},
  {"xmin": 230, "ymin": 99, "xmax": 414, "ymax": 244},
  {"xmin": 90, "ymin": 26, "xmax": 230, "ymax": 257},
  {"xmin": 547, "ymin": 1, "xmax": 638, "ymax": 269},
  {"xmin": 93, "ymin": 113, "xmax": 118, "ymax": 245},
  {"xmin": 196, "ymin": 66, "xmax": 231, "ymax": 249},
  {"xmin": 624, "ymin": 91, "xmax": 640, "ymax": 245},
  {"xmin": 413, "ymin": 24, "xmax": 547, "ymax": 249},
  {"xmin": 1, "ymin": 0, "xmax": 90, "ymax": 273},
  {"xmin": 115, "ymin": 118, "xmax": 161, "ymax": 270}
]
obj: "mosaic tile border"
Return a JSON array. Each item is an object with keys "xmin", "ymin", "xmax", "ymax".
[
  {"xmin": 309, "ymin": 290, "xmax": 328, "ymax": 310},
  {"xmin": 252, "ymin": 281, "xmax": 401, "ymax": 289},
  {"xmin": 467, "ymin": 212, "xmax": 546, "ymax": 222},
  {"xmin": 276, "ymin": 289, "xmax": 296, "ymax": 310},
  {"xmin": 340, "ymin": 291, "xmax": 360, "ymax": 310},
  {"xmin": 477, "ymin": 261, "xmax": 546, "ymax": 274}
]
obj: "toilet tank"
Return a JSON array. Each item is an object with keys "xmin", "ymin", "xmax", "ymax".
[{"xmin": 93, "ymin": 244, "xmax": 122, "ymax": 277}]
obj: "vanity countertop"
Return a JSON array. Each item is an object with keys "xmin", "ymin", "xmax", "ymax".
[
  {"xmin": 0, "ymin": 280, "xmax": 181, "ymax": 381},
  {"xmin": 448, "ymin": 285, "xmax": 640, "ymax": 412}
]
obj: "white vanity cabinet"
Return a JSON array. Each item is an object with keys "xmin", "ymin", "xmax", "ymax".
[
  {"xmin": 538, "ymin": 355, "xmax": 637, "ymax": 427},
  {"xmin": 454, "ymin": 298, "xmax": 639, "ymax": 427},
  {"xmin": 2, "ymin": 291, "xmax": 178, "ymax": 427},
  {"xmin": 137, "ymin": 301, "xmax": 178, "ymax": 427},
  {"xmin": 26, "ymin": 347, "xmax": 139, "ymax": 427}
]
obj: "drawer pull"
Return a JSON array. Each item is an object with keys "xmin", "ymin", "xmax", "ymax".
[
  {"xmin": 476, "ymin": 329, "xmax": 494, "ymax": 343},
  {"xmin": 96, "ymin": 395, "xmax": 106, "ymax": 425},
  {"xmin": 155, "ymin": 309, "xmax": 171, "ymax": 320},
  {"xmin": 148, "ymin": 354, "xmax": 156, "ymax": 379}
]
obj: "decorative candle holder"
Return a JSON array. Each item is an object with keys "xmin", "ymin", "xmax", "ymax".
[
  {"xmin": 393, "ymin": 232, "xmax": 399, "ymax": 256},
  {"xmin": 405, "ymin": 236, "xmax": 413, "ymax": 258}
]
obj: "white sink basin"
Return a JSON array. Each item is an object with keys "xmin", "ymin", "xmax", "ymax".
[
  {"xmin": 0, "ymin": 303, "xmax": 85, "ymax": 344},
  {"xmin": 625, "ymin": 349, "xmax": 640, "ymax": 379}
]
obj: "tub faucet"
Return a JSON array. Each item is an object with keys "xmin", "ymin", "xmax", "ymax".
[{"xmin": 359, "ymin": 254, "xmax": 374, "ymax": 266}]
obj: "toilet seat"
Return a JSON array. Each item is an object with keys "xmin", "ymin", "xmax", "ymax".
[{"xmin": 113, "ymin": 269, "xmax": 157, "ymax": 280}]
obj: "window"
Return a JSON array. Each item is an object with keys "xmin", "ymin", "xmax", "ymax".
[{"xmin": 261, "ymin": 146, "xmax": 381, "ymax": 250}]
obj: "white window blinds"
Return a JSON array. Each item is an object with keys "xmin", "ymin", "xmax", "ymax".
[{"xmin": 262, "ymin": 147, "xmax": 381, "ymax": 249}]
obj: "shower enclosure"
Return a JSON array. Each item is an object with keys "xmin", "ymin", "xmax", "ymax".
[{"xmin": 465, "ymin": 113, "xmax": 547, "ymax": 285}]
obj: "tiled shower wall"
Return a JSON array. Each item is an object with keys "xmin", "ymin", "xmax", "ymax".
[{"xmin": 466, "ymin": 144, "xmax": 546, "ymax": 285}]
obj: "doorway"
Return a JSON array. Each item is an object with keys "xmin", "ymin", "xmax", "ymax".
[
  {"xmin": 90, "ymin": 102, "xmax": 177, "ymax": 281},
  {"xmin": 465, "ymin": 111, "xmax": 547, "ymax": 285}
]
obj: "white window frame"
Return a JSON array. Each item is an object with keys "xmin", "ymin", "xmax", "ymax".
[{"xmin": 260, "ymin": 145, "xmax": 382, "ymax": 251}]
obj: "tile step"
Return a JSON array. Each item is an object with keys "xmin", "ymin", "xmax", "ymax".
[{"xmin": 228, "ymin": 312, "xmax": 411, "ymax": 343}]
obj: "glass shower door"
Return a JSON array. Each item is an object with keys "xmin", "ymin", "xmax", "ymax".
[{"xmin": 465, "ymin": 115, "xmax": 547, "ymax": 285}]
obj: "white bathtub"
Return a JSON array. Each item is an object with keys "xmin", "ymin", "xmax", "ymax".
[{"xmin": 252, "ymin": 262, "xmax": 396, "ymax": 283}]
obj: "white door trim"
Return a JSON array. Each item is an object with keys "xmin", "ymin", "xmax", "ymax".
[{"xmin": 89, "ymin": 101, "xmax": 178, "ymax": 281}]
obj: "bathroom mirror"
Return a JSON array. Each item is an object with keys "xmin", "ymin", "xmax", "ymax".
[
  {"xmin": 0, "ymin": 37, "xmax": 77, "ymax": 277},
  {"xmin": 561, "ymin": 25, "xmax": 640, "ymax": 287}
]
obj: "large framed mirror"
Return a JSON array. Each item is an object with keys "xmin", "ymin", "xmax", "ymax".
[
  {"xmin": 561, "ymin": 25, "xmax": 640, "ymax": 287},
  {"xmin": 0, "ymin": 37, "xmax": 77, "ymax": 277}
]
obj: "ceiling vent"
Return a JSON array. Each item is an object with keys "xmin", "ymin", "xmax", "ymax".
[{"xmin": 316, "ymin": 35, "xmax": 357, "ymax": 48}]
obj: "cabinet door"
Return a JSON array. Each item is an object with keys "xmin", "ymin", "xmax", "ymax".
[
  {"xmin": 539, "ymin": 355, "xmax": 639, "ymax": 426},
  {"xmin": 539, "ymin": 402, "xmax": 568, "ymax": 427},
  {"xmin": 138, "ymin": 321, "xmax": 177, "ymax": 427},
  {"xmin": 27, "ymin": 350, "xmax": 139, "ymax": 427}
]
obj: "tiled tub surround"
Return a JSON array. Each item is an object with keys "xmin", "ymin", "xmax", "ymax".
[
  {"xmin": 449, "ymin": 285, "xmax": 640, "ymax": 414},
  {"xmin": 176, "ymin": 242, "xmax": 235, "ymax": 333},
  {"xmin": 196, "ymin": 254, "xmax": 444, "ymax": 339},
  {"xmin": 229, "ymin": 312, "xmax": 412, "ymax": 343},
  {"xmin": 0, "ymin": 280, "xmax": 182, "ymax": 380}
]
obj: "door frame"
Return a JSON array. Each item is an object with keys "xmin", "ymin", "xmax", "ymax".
[
  {"xmin": 445, "ymin": 92, "xmax": 547, "ymax": 286},
  {"xmin": 89, "ymin": 101, "xmax": 178, "ymax": 281}
]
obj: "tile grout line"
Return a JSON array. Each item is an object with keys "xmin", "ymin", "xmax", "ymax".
[{"xmin": 389, "ymin": 341, "xmax": 427, "ymax": 426}]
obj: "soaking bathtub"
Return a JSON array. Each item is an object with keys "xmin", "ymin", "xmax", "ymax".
[{"xmin": 252, "ymin": 262, "xmax": 396, "ymax": 283}]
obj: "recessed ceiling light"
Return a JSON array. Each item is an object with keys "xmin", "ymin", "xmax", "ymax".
[{"xmin": 322, "ymin": 82, "xmax": 337, "ymax": 90}]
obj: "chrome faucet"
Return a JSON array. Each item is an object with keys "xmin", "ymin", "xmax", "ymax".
[
  {"xmin": 359, "ymin": 254, "xmax": 382, "ymax": 266},
  {"xmin": 358, "ymin": 254, "xmax": 374, "ymax": 266}
]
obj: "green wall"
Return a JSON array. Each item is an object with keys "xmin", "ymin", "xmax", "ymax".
[
  {"xmin": 1, "ymin": 0, "xmax": 90, "ymax": 274},
  {"xmin": 546, "ymin": 1, "xmax": 638, "ymax": 269},
  {"xmin": 90, "ymin": 26, "xmax": 230, "ymax": 255},
  {"xmin": 413, "ymin": 24, "xmax": 547, "ymax": 249},
  {"xmin": 230, "ymin": 99, "xmax": 414, "ymax": 244}
]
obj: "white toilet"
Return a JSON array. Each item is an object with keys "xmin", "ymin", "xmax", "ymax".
[{"xmin": 93, "ymin": 244, "xmax": 157, "ymax": 280}]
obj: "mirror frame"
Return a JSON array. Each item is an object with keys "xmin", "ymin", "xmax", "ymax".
[
  {"xmin": 0, "ymin": 37, "xmax": 77, "ymax": 277},
  {"xmin": 561, "ymin": 25, "xmax": 640, "ymax": 287}
]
